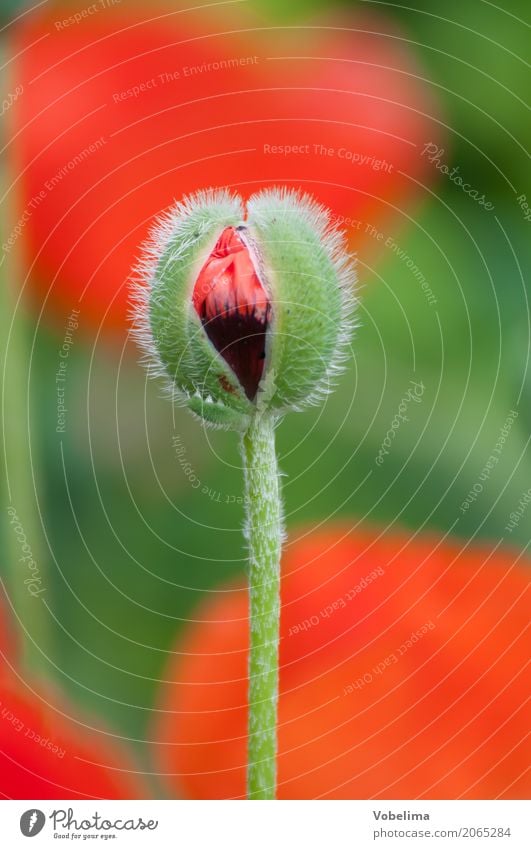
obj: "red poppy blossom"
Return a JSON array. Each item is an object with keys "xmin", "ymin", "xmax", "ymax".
[
  {"xmin": 0, "ymin": 677, "xmax": 150, "ymax": 799},
  {"xmin": 153, "ymin": 525, "xmax": 530, "ymax": 799},
  {"xmin": 0, "ymin": 601, "xmax": 149, "ymax": 799},
  {"xmin": 9, "ymin": 5, "xmax": 441, "ymax": 335}
]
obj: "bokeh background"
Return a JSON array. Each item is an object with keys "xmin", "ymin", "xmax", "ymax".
[{"xmin": 0, "ymin": 0, "xmax": 529, "ymax": 799}]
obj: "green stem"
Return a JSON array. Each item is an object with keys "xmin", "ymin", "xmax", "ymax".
[{"xmin": 242, "ymin": 412, "xmax": 282, "ymax": 800}]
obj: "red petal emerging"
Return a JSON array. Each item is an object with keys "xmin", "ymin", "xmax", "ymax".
[
  {"xmin": 192, "ymin": 227, "xmax": 270, "ymax": 400},
  {"xmin": 154, "ymin": 526, "xmax": 531, "ymax": 800}
]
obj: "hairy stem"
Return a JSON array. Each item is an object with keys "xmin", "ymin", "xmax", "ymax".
[{"xmin": 242, "ymin": 412, "xmax": 282, "ymax": 800}]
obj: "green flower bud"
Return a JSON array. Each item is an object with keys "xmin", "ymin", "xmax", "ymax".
[{"xmin": 132, "ymin": 188, "xmax": 356, "ymax": 429}]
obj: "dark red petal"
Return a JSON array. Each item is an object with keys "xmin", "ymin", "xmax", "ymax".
[{"xmin": 193, "ymin": 227, "xmax": 270, "ymax": 400}]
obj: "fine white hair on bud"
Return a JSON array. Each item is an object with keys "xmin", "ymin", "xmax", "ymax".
[{"xmin": 131, "ymin": 187, "xmax": 357, "ymax": 429}]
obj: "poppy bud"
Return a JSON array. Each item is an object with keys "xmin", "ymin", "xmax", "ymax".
[{"xmin": 132, "ymin": 188, "xmax": 355, "ymax": 428}]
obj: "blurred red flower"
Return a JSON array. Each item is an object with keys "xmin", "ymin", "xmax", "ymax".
[
  {"xmin": 154, "ymin": 525, "xmax": 530, "ymax": 799},
  {"xmin": 0, "ymin": 597, "xmax": 149, "ymax": 799},
  {"xmin": 9, "ymin": 4, "xmax": 440, "ymax": 335}
]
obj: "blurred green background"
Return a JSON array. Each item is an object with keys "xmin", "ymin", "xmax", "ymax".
[{"xmin": 1, "ymin": 0, "xmax": 529, "ymax": 771}]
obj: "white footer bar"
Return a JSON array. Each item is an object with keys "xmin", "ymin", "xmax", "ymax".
[{"xmin": 2, "ymin": 799, "xmax": 529, "ymax": 848}]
